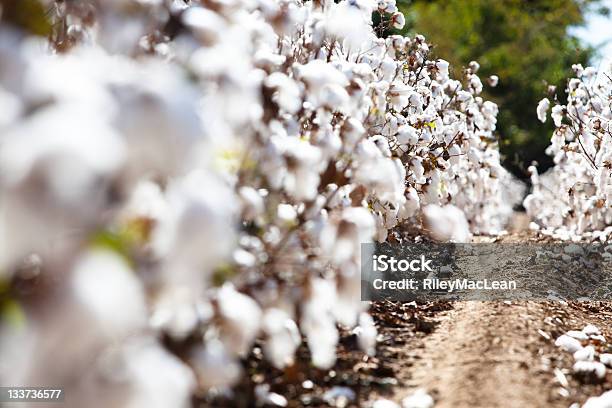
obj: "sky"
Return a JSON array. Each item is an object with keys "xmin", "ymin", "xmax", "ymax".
[{"xmin": 570, "ymin": 0, "xmax": 612, "ymax": 66}]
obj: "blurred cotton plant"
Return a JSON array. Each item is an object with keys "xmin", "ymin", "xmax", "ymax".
[
  {"xmin": 0, "ymin": 0, "xmax": 522, "ymax": 405},
  {"xmin": 526, "ymin": 62, "xmax": 612, "ymax": 241}
]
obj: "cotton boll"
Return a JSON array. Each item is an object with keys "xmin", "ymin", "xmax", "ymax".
[
  {"xmin": 324, "ymin": 0, "xmax": 372, "ymax": 50},
  {"xmin": 217, "ymin": 284, "xmax": 262, "ymax": 356},
  {"xmin": 270, "ymin": 136, "xmax": 324, "ymax": 201},
  {"xmin": 551, "ymin": 105, "xmax": 564, "ymax": 127},
  {"xmin": 277, "ymin": 203, "xmax": 297, "ymax": 225},
  {"xmin": 301, "ymin": 278, "xmax": 339, "ymax": 369},
  {"xmin": 411, "ymin": 158, "xmax": 426, "ymax": 184},
  {"xmin": 71, "ymin": 250, "xmax": 147, "ymax": 339},
  {"xmin": 191, "ymin": 339, "xmax": 242, "ymax": 390},
  {"xmin": 320, "ymin": 207, "xmax": 375, "ymax": 265},
  {"xmin": 422, "ymin": 204, "xmax": 471, "ymax": 242},
  {"xmin": 537, "ymin": 98, "xmax": 550, "ymax": 123},
  {"xmin": 583, "ymin": 324, "xmax": 601, "ymax": 336},
  {"xmin": 239, "ymin": 186, "xmax": 265, "ymax": 221},
  {"xmin": 297, "ymin": 59, "xmax": 349, "ymax": 94},
  {"xmin": 150, "ymin": 286, "xmax": 203, "ymax": 340},
  {"xmin": 487, "ymin": 75, "xmax": 499, "ymax": 87},
  {"xmin": 153, "ymin": 171, "xmax": 237, "ymax": 287},
  {"xmin": 574, "ymin": 345, "xmax": 595, "ymax": 362},
  {"xmin": 120, "ymin": 180, "xmax": 168, "ymax": 225},
  {"xmin": 182, "ymin": 7, "xmax": 227, "ymax": 44},
  {"xmin": 373, "ymin": 400, "xmax": 400, "ymax": 408},
  {"xmin": 582, "ymin": 390, "xmax": 612, "ymax": 408},
  {"xmin": 354, "ymin": 312, "xmax": 377, "ymax": 356},
  {"xmin": 391, "ymin": 12, "xmax": 405, "ymax": 30},
  {"xmin": 436, "ymin": 59, "xmax": 450, "ymax": 80},
  {"xmin": 114, "ymin": 64, "xmax": 206, "ymax": 180},
  {"xmin": 401, "ymin": 389, "xmax": 434, "ymax": 408},
  {"xmin": 566, "ymin": 330, "xmax": 589, "ymax": 340},
  {"xmin": 555, "ymin": 334, "xmax": 583, "ymax": 353},
  {"xmin": 399, "ymin": 187, "xmax": 420, "ymax": 219},
  {"xmin": 397, "ymin": 125, "xmax": 419, "ymax": 145},
  {"xmin": 572, "ymin": 63, "xmax": 584, "ymax": 76},
  {"xmin": 468, "ymin": 74, "xmax": 483, "ymax": 94},
  {"xmin": 323, "ymin": 386, "xmax": 356, "ymax": 406},
  {"xmin": 0, "ymin": 104, "xmax": 126, "ymax": 266},
  {"xmin": 600, "ymin": 354, "xmax": 612, "ymax": 367},
  {"xmin": 265, "ymin": 72, "xmax": 302, "ymax": 113},
  {"xmin": 262, "ymin": 308, "xmax": 300, "ymax": 369},
  {"xmin": 468, "ymin": 61, "xmax": 480, "ymax": 74},
  {"xmin": 0, "ymin": 105, "xmax": 125, "ymax": 194},
  {"xmin": 320, "ymin": 83, "xmax": 350, "ymax": 111},
  {"xmin": 573, "ymin": 361, "xmax": 606, "ymax": 381},
  {"xmin": 113, "ymin": 337, "xmax": 196, "ymax": 408}
]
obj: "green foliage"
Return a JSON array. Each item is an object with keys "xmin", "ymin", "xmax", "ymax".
[
  {"xmin": 0, "ymin": 0, "xmax": 52, "ymax": 36},
  {"xmin": 401, "ymin": 0, "xmax": 603, "ymax": 177}
]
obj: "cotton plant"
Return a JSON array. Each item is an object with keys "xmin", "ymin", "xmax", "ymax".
[
  {"xmin": 525, "ymin": 62, "xmax": 612, "ymax": 241},
  {"xmin": 0, "ymin": 0, "xmax": 521, "ymax": 404}
]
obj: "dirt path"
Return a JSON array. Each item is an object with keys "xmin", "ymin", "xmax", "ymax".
[
  {"xmin": 371, "ymin": 214, "xmax": 612, "ymax": 408},
  {"xmin": 375, "ymin": 298, "xmax": 612, "ymax": 408},
  {"xmin": 395, "ymin": 301, "xmax": 555, "ymax": 407}
]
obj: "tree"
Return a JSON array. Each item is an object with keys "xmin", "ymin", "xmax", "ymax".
[{"xmin": 400, "ymin": 0, "xmax": 605, "ymax": 178}]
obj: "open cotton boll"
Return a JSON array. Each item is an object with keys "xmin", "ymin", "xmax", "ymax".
[
  {"xmin": 296, "ymin": 59, "xmax": 349, "ymax": 94},
  {"xmin": 391, "ymin": 12, "xmax": 405, "ymax": 30},
  {"xmin": 401, "ymin": 389, "xmax": 434, "ymax": 408},
  {"xmin": 555, "ymin": 334, "xmax": 583, "ymax": 353},
  {"xmin": 111, "ymin": 337, "xmax": 196, "ymax": 408},
  {"xmin": 270, "ymin": 135, "xmax": 324, "ymax": 201},
  {"xmin": 265, "ymin": 72, "xmax": 302, "ymax": 113},
  {"xmin": 373, "ymin": 400, "xmax": 400, "ymax": 408},
  {"xmin": 397, "ymin": 125, "xmax": 419, "ymax": 145},
  {"xmin": 573, "ymin": 361, "xmax": 607, "ymax": 380},
  {"xmin": 113, "ymin": 64, "xmax": 207, "ymax": 180},
  {"xmin": 536, "ymin": 98, "xmax": 550, "ymax": 123},
  {"xmin": 422, "ymin": 204, "xmax": 471, "ymax": 243},
  {"xmin": 0, "ymin": 104, "xmax": 125, "ymax": 192},
  {"xmin": 574, "ymin": 345, "xmax": 595, "ymax": 362},
  {"xmin": 582, "ymin": 390, "xmax": 612, "ymax": 408},
  {"xmin": 153, "ymin": 170, "xmax": 236, "ymax": 286},
  {"xmin": 399, "ymin": 187, "xmax": 420, "ymax": 219},
  {"xmin": 551, "ymin": 105, "xmax": 564, "ymax": 127},
  {"xmin": 320, "ymin": 207, "xmax": 376, "ymax": 264},
  {"xmin": 217, "ymin": 284, "xmax": 262, "ymax": 356},
  {"xmin": 0, "ymin": 104, "xmax": 126, "ymax": 267},
  {"xmin": 262, "ymin": 308, "xmax": 300, "ymax": 369},
  {"xmin": 354, "ymin": 312, "xmax": 377, "ymax": 356},
  {"xmin": 191, "ymin": 339, "xmax": 242, "ymax": 390},
  {"xmin": 324, "ymin": 1, "xmax": 372, "ymax": 50},
  {"xmin": 301, "ymin": 278, "xmax": 339, "ymax": 369},
  {"xmin": 71, "ymin": 250, "xmax": 147, "ymax": 339},
  {"xmin": 600, "ymin": 354, "xmax": 612, "ymax": 367},
  {"xmin": 149, "ymin": 286, "xmax": 205, "ymax": 340},
  {"xmin": 182, "ymin": 7, "xmax": 227, "ymax": 44}
]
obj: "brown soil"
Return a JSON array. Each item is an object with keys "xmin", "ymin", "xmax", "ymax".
[
  {"xmin": 374, "ymin": 300, "xmax": 612, "ymax": 408},
  {"xmin": 369, "ymin": 213, "xmax": 612, "ymax": 408}
]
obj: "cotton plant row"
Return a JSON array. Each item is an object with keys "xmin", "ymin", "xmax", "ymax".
[
  {"xmin": 554, "ymin": 324, "xmax": 612, "ymax": 408},
  {"xmin": 0, "ymin": 0, "xmax": 519, "ymax": 406},
  {"xmin": 525, "ymin": 63, "xmax": 612, "ymax": 241}
]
